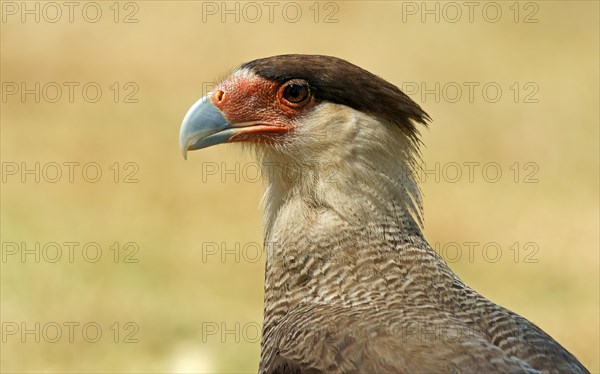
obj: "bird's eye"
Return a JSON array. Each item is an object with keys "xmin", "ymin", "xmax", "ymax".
[{"xmin": 281, "ymin": 81, "xmax": 311, "ymax": 106}]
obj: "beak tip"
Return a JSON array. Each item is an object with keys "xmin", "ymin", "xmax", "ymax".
[{"xmin": 179, "ymin": 136, "xmax": 189, "ymax": 160}]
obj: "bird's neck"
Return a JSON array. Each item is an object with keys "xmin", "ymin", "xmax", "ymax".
[
  {"xmin": 261, "ymin": 148, "xmax": 427, "ymax": 268},
  {"xmin": 258, "ymin": 142, "xmax": 449, "ymax": 344},
  {"xmin": 262, "ymin": 157, "xmax": 425, "ymax": 254},
  {"xmin": 255, "ymin": 108, "xmax": 456, "ymax": 356},
  {"xmin": 260, "ymin": 104, "xmax": 425, "ymax": 243},
  {"xmin": 259, "ymin": 107, "xmax": 437, "ymax": 275}
]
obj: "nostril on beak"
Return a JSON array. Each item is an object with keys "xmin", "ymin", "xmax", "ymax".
[{"xmin": 213, "ymin": 90, "xmax": 225, "ymax": 103}]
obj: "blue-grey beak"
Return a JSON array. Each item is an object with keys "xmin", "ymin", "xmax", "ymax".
[{"xmin": 179, "ymin": 95, "xmax": 234, "ymax": 159}]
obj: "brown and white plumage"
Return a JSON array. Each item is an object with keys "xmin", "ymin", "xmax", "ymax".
[{"xmin": 180, "ymin": 54, "xmax": 588, "ymax": 373}]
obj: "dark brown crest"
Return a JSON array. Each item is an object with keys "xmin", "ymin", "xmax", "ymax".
[{"xmin": 241, "ymin": 54, "xmax": 430, "ymax": 145}]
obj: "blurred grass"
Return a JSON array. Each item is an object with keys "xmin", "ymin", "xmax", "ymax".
[{"xmin": 1, "ymin": 1, "xmax": 598, "ymax": 373}]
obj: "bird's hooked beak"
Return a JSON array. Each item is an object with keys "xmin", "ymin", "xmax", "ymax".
[{"xmin": 179, "ymin": 94, "xmax": 234, "ymax": 159}]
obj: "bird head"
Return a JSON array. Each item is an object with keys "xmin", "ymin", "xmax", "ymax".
[{"xmin": 180, "ymin": 55, "xmax": 430, "ymax": 230}]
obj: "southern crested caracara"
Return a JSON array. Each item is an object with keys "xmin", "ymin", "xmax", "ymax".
[{"xmin": 179, "ymin": 55, "xmax": 588, "ymax": 374}]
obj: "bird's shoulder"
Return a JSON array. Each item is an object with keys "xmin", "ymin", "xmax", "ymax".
[{"xmin": 259, "ymin": 302, "xmax": 544, "ymax": 374}]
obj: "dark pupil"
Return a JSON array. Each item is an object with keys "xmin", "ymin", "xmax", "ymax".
[{"xmin": 285, "ymin": 84, "xmax": 307, "ymax": 103}]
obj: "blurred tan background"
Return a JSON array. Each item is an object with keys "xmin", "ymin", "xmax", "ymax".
[{"xmin": 1, "ymin": 1, "xmax": 598, "ymax": 373}]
